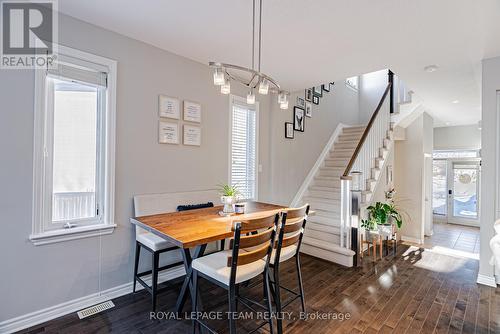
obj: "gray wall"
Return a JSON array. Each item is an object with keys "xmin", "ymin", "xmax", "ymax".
[
  {"xmin": 0, "ymin": 13, "xmax": 389, "ymax": 322},
  {"xmin": 479, "ymin": 56, "xmax": 500, "ymax": 281},
  {"xmin": 434, "ymin": 124, "xmax": 481, "ymax": 150},
  {"xmin": 0, "ymin": 14, "xmax": 274, "ymax": 321}
]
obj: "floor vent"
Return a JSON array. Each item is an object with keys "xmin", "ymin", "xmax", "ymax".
[{"xmin": 77, "ymin": 300, "xmax": 115, "ymax": 319}]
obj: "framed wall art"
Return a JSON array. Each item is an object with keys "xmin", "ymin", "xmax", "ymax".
[
  {"xmin": 285, "ymin": 122, "xmax": 294, "ymax": 139},
  {"xmin": 158, "ymin": 121, "xmax": 179, "ymax": 144},
  {"xmin": 293, "ymin": 106, "xmax": 305, "ymax": 132},
  {"xmin": 305, "ymin": 88, "xmax": 312, "ymax": 102},
  {"xmin": 183, "ymin": 101, "xmax": 202, "ymax": 123},
  {"xmin": 159, "ymin": 95, "xmax": 180, "ymax": 119},
  {"xmin": 313, "ymin": 86, "xmax": 323, "ymax": 97},
  {"xmin": 305, "ymin": 101, "xmax": 312, "ymax": 117},
  {"xmin": 183, "ymin": 124, "xmax": 201, "ymax": 146}
]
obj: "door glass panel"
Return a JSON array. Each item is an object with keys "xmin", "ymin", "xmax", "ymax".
[
  {"xmin": 452, "ymin": 164, "xmax": 478, "ymax": 219},
  {"xmin": 432, "ymin": 160, "xmax": 447, "ymax": 215}
]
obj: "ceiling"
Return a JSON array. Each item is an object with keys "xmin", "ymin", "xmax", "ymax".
[{"xmin": 58, "ymin": 0, "xmax": 500, "ymax": 127}]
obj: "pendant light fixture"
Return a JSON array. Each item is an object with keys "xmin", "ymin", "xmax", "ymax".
[{"xmin": 209, "ymin": 0, "xmax": 289, "ymax": 108}]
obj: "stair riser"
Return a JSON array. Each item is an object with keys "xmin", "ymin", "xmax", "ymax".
[
  {"xmin": 318, "ymin": 169, "xmax": 343, "ymax": 177},
  {"xmin": 309, "ymin": 212, "xmax": 341, "ymax": 223},
  {"xmin": 343, "ymin": 127, "xmax": 365, "ymax": 133},
  {"xmin": 313, "ymin": 179, "xmax": 341, "ymax": 188},
  {"xmin": 306, "ymin": 222, "xmax": 340, "ymax": 234},
  {"xmin": 304, "ymin": 230, "xmax": 340, "ymax": 244},
  {"xmin": 307, "ymin": 190, "xmax": 341, "ymax": 200},
  {"xmin": 334, "ymin": 142, "xmax": 358, "ymax": 150},
  {"xmin": 324, "ymin": 160, "xmax": 347, "ymax": 168},
  {"xmin": 309, "ymin": 201, "xmax": 340, "ymax": 212},
  {"xmin": 338, "ymin": 134, "xmax": 363, "ymax": 141}
]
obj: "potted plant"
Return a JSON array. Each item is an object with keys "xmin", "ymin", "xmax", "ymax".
[
  {"xmin": 360, "ymin": 218, "xmax": 377, "ymax": 239},
  {"xmin": 365, "ymin": 201, "xmax": 403, "ymax": 236},
  {"xmin": 218, "ymin": 184, "xmax": 240, "ymax": 214}
]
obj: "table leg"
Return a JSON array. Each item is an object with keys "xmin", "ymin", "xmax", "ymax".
[
  {"xmin": 372, "ymin": 237, "xmax": 376, "ymax": 262},
  {"xmin": 175, "ymin": 244, "xmax": 207, "ymax": 314},
  {"xmin": 379, "ymin": 236, "xmax": 383, "ymax": 260}
]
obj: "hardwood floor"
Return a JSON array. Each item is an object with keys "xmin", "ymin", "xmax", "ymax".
[{"xmin": 20, "ymin": 243, "xmax": 500, "ymax": 333}]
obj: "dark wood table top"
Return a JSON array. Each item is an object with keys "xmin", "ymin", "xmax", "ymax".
[{"xmin": 130, "ymin": 201, "xmax": 287, "ymax": 249}]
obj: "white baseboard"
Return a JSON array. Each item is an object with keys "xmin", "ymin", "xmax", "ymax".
[
  {"xmin": 0, "ymin": 266, "xmax": 185, "ymax": 334},
  {"xmin": 401, "ymin": 235, "xmax": 423, "ymax": 244},
  {"xmin": 477, "ymin": 274, "xmax": 497, "ymax": 287},
  {"xmin": 291, "ymin": 123, "xmax": 346, "ymax": 207}
]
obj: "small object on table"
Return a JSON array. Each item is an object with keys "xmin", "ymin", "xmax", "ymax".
[{"xmin": 234, "ymin": 203, "xmax": 245, "ymax": 214}]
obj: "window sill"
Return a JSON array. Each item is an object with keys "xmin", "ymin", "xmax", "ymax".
[{"xmin": 29, "ymin": 223, "xmax": 117, "ymax": 246}]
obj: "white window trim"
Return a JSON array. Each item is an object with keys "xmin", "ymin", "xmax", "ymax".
[
  {"xmin": 30, "ymin": 44, "xmax": 117, "ymax": 245},
  {"xmin": 228, "ymin": 95, "xmax": 259, "ymax": 201}
]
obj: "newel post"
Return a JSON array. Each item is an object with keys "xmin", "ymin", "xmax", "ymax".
[
  {"xmin": 350, "ymin": 171, "xmax": 362, "ymax": 266},
  {"xmin": 388, "ymin": 70, "xmax": 394, "ymax": 114}
]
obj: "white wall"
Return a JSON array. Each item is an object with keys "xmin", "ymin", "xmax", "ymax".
[
  {"xmin": 479, "ymin": 56, "xmax": 500, "ymax": 284},
  {"xmin": 359, "ymin": 69, "xmax": 390, "ymax": 124},
  {"xmin": 434, "ymin": 124, "xmax": 481, "ymax": 151},
  {"xmin": 394, "ymin": 112, "xmax": 434, "ymax": 243}
]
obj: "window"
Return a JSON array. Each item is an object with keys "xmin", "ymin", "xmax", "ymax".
[
  {"xmin": 345, "ymin": 76, "xmax": 359, "ymax": 91},
  {"xmin": 433, "ymin": 150, "xmax": 480, "ymax": 159},
  {"xmin": 432, "ymin": 160, "xmax": 447, "ymax": 216},
  {"xmin": 229, "ymin": 96, "xmax": 258, "ymax": 200},
  {"xmin": 31, "ymin": 45, "xmax": 116, "ymax": 245}
]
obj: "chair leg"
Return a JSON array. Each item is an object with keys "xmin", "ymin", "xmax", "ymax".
[
  {"xmin": 192, "ymin": 270, "xmax": 198, "ymax": 334},
  {"xmin": 296, "ymin": 255, "xmax": 306, "ymax": 313},
  {"xmin": 228, "ymin": 284, "xmax": 237, "ymax": 334},
  {"xmin": 133, "ymin": 241, "xmax": 141, "ymax": 293},
  {"xmin": 273, "ymin": 266, "xmax": 283, "ymax": 334},
  {"xmin": 264, "ymin": 271, "xmax": 275, "ymax": 334},
  {"xmin": 268, "ymin": 271, "xmax": 277, "ymax": 304},
  {"xmin": 151, "ymin": 251, "xmax": 159, "ymax": 311}
]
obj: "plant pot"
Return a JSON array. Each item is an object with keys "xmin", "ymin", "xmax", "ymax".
[
  {"xmin": 221, "ymin": 196, "xmax": 236, "ymax": 214},
  {"xmin": 378, "ymin": 223, "xmax": 393, "ymax": 237}
]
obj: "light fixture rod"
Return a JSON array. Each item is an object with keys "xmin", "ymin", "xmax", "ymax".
[
  {"xmin": 252, "ymin": 0, "xmax": 255, "ymax": 71},
  {"xmin": 258, "ymin": 0, "xmax": 262, "ymax": 72}
]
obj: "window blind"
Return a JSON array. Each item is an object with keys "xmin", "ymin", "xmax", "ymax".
[
  {"xmin": 47, "ymin": 54, "xmax": 108, "ymax": 87},
  {"xmin": 231, "ymin": 102, "xmax": 257, "ymax": 200}
]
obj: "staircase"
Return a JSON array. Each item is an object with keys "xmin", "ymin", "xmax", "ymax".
[
  {"xmin": 295, "ymin": 78, "xmax": 398, "ymax": 267},
  {"xmin": 299, "ymin": 126, "xmax": 365, "ymax": 267}
]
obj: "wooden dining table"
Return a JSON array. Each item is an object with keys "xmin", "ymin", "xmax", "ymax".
[{"xmin": 130, "ymin": 201, "xmax": 288, "ymax": 314}]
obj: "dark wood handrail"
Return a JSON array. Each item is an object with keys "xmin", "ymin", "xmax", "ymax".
[{"xmin": 341, "ymin": 82, "xmax": 392, "ymax": 178}]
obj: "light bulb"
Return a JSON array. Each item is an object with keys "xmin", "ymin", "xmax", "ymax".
[
  {"xmin": 258, "ymin": 78, "xmax": 269, "ymax": 95},
  {"xmin": 247, "ymin": 90, "xmax": 255, "ymax": 104},
  {"xmin": 221, "ymin": 79, "xmax": 230, "ymax": 94},
  {"xmin": 280, "ymin": 100, "xmax": 289, "ymax": 110},
  {"xmin": 213, "ymin": 68, "xmax": 225, "ymax": 86},
  {"xmin": 278, "ymin": 91, "xmax": 287, "ymax": 104}
]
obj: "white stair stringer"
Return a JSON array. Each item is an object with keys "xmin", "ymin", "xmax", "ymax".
[{"xmin": 292, "ymin": 125, "xmax": 365, "ymax": 268}]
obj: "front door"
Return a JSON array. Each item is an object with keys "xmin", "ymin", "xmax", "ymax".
[
  {"xmin": 432, "ymin": 157, "xmax": 480, "ymax": 227},
  {"xmin": 448, "ymin": 161, "xmax": 480, "ymax": 225}
]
